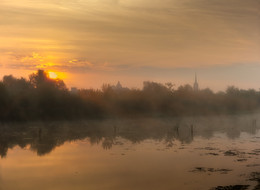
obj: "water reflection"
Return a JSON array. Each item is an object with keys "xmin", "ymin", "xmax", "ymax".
[{"xmin": 0, "ymin": 113, "xmax": 259, "ymax": 158}]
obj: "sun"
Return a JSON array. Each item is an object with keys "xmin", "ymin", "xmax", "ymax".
[
  {"xmin": 48, "ymin": 71, "xmax": 58, "ymax": 79},
  {"xmin": 47, "ymin": 71, "xmax": 66, "ymax": 80}
]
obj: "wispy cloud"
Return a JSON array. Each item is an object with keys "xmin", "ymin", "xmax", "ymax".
[
  {"xmin": 0, "ymin": 0, "xmax": 259, "ymax": 89},
  {"xmin": 1, "ymin": 0, "xmax": 259, "ymax": 65}
]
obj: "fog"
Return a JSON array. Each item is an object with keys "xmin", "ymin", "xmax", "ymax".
[
  {"xmin": 0, "ymin": 113, "xmax": 259, "ymax": 157},
  {"xmin": 1, "ymin": 70, "xmax": 260, "ymax": 121}
]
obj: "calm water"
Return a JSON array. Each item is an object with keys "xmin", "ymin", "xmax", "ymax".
[{"xmin": 0, "ymin": 114, "xmax": 260, "ymax": 190}]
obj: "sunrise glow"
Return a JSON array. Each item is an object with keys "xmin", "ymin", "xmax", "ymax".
[
  {"xmin": 48, "ymin": 71, "xmax": 58, "ymax": 79},
  {"xmin": 0, "ymin": 0, "xmax": 259, "ymax": 90},
  {"xmin": 1, "ymin": 1, "xmax": 260, "ymax": 189}
]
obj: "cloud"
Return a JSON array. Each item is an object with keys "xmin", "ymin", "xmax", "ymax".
[
  {"xmin": 0, "ymin": 0, "xmax": 259, "ymax": 89},
  {"xmin": 2, "ymin": 49, "xmax": 260, "ymax": 91},
  {"xmin": 1, "ymin": 51, "xmax": 122, "ymax": 73}
]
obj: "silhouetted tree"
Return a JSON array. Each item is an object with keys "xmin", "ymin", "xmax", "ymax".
[
  {"xmin": 1, "ymin": 70, "xmax": 260, "ymax": 121},
  {"xmin": 29, "ymin": 70, "xmax": 66, "ymax": 90}
]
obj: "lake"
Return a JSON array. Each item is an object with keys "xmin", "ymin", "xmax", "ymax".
[{"xmin": 0, "ymin": 114, "xmax": 260, "ymax": 190}]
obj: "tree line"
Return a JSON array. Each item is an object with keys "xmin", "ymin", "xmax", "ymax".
[{"xmin": 0, "ymin": 70, "xmax": 259, "ymax": 121}]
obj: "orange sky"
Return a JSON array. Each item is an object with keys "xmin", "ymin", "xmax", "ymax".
[{"xmin": 0, "ymin": 0, "xmax": 259, "ymax": 91}]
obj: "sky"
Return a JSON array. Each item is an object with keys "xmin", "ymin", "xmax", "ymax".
[{"xmin": 0, "ymin": 0, "xmax": 259, "ymax": 91}]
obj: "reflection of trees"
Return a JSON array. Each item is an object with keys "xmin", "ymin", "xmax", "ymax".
[
  {"xmin": 102, "ymin": 137, "xmax": 114, "ymax": 150},
  {"xmin": 175, "ymin": 124, "xmax": 194, "ymax": 144},
  {"xmin": 0, "ymin": 141, "xmax": 8, "ymax": 158},
  {"xmin": 0, "ymin": 114, "xmax": 259, "ymax": 157},
  {"xmin": 226, "ymin": 126, "xmax": 241, "ymax": 139}
]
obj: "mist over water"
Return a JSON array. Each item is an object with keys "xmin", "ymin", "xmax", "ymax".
[
  {"xmin": 0, "ymin": 113, "xmax": 259, "ymax": 190},
  {"xmin": 1, "ymin": 0, "xmax": 259, "ymax": 189},
  {"xmin": 0, "ymin": 113, "xmax": 259, "ymax": 157},
  {"xmin": 1, "ymin": 65, "xmax": 260, "ymax": 190}
]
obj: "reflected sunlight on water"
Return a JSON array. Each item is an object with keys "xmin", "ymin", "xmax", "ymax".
[{"xmin": 0, "ymin": 114, "xmax": 260, "ymax": 190}]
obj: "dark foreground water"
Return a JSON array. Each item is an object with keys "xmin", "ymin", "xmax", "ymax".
[{"xmin": 0, "ymin": 114, "xmax": 260, "ymax": 190}]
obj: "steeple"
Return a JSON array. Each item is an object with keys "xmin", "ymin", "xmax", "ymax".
[
  {"xmin": 116, "ymin": 81, "xmax": 122, "ymax": 89},
  {"xmin": 193, "ymin": 73, "xmax": 199, "ymax": 91}
]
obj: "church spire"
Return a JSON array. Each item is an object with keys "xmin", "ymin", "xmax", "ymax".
[{"xmin": 193, "ymin": 73, "xmax": 199, "ymax": 91}]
